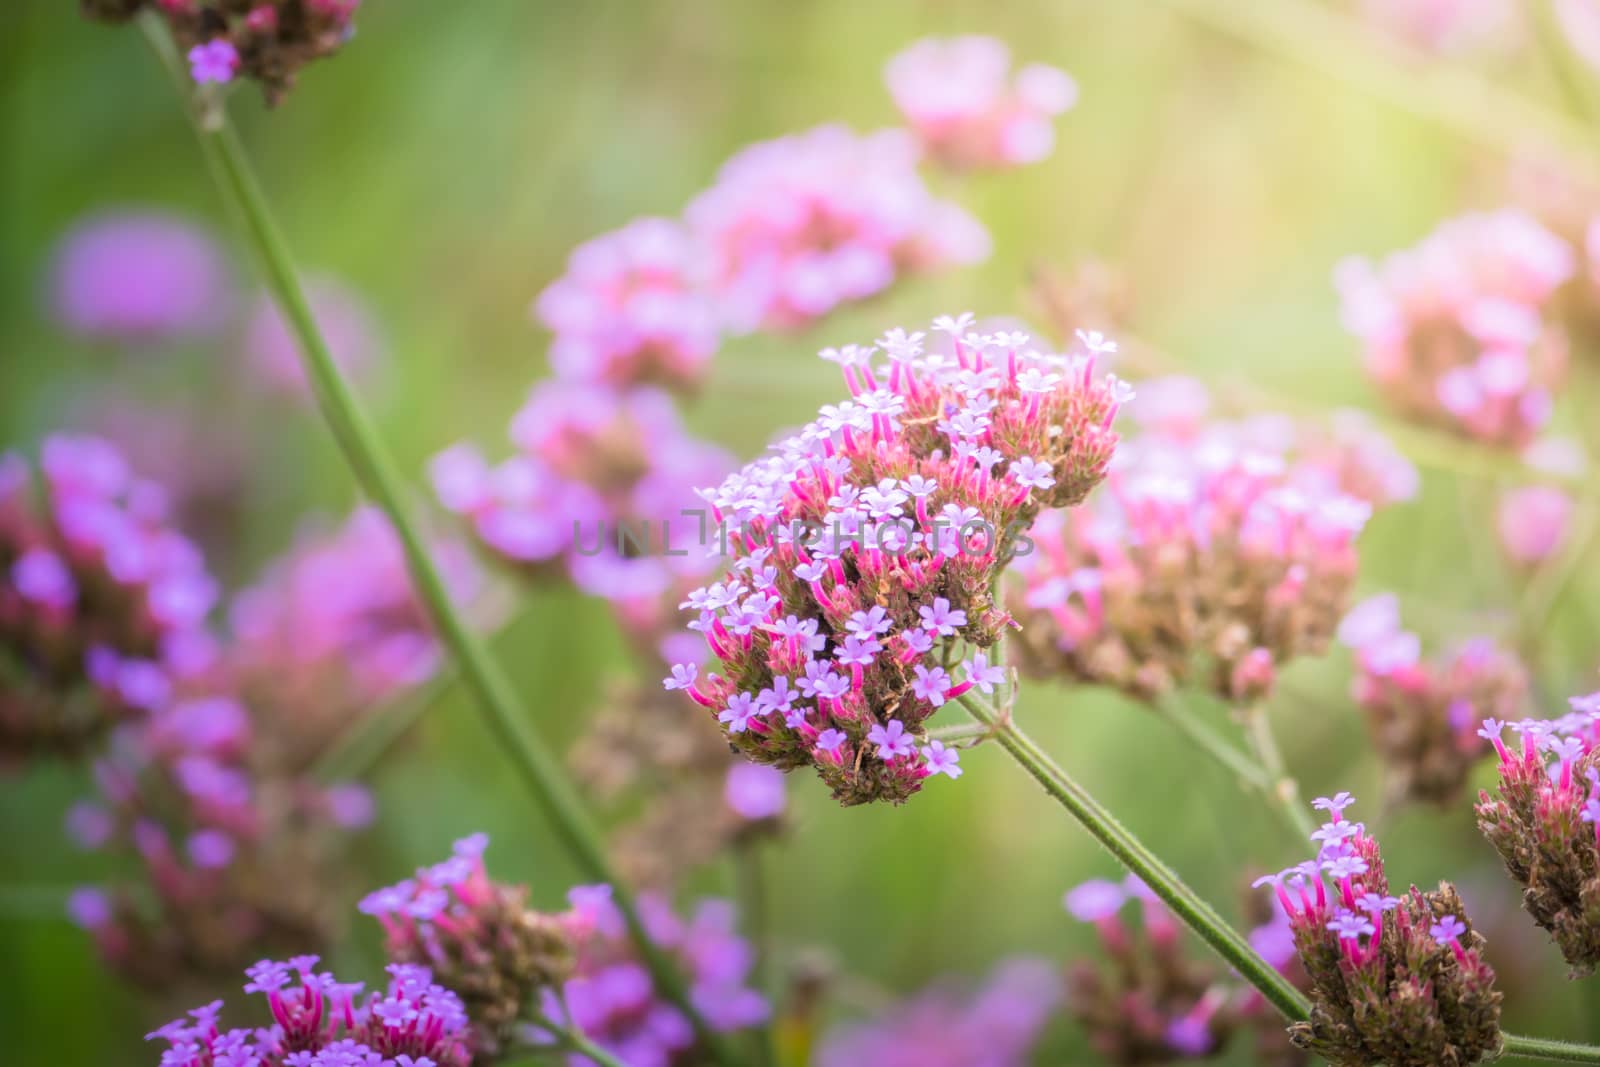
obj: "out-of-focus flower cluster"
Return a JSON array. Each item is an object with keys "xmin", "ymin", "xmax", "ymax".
[
  {"xmin": 431, "ymin": 382, "xmax": 731, "ymax": 607},
  {"xmin": 529, "ymin": 884, "xmax": 769, "ymax": 1066},
  {"xmin": 1065, "ymin": 875, "xmax": 1297, "ymax": 1065},
  {"xmin": 1010, "ymin": 394, "xmax": 1384, "ymax": 703},
  {"xmin": 1338, "ymin": 594, "xmax": 1528, "ymax": 806},
  {"xmin": 814, "ymin": 958, "xmax": 1063, "ymax": 1067},
  {"xmin": 362, "ymin": 834, "xmax": 578, "ymax": 1054},
  {"xmin": 884, "ymin": 36, "xmax": 1076, "ymax": 171},
  {"xmin": 1336, "ymin": 210, "xmax": 1572, "ymax": 449},
  {"xmin": 666, "ymin": 317, "xmax": 1125, "ymax": 805},
  {"xmin": 1476, "ymin": 696, "xmax": 1600, "ymax": 974},
  {"xmin": 1255, "ymin": 794, "xmax": 1502, "ymax": 1066},
  {"xmin": 1, "ymin": 436, "xmax": 217, "ymax": 760},
  {"xmin": 571, "ymin": 679, "xmax": 785, "ymax": 888},
  {"xmin": 146, "ymin": 956, "xmax": 473, "ymax": 1066},
  {"xmin": 83, "ymin": 0, "xmax": 362, "ymax": 105}
]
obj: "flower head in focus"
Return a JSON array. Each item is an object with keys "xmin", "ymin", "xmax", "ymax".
[{"xmin": 884, "ymin": 36, "xmax": 1076, "ymax": 171}]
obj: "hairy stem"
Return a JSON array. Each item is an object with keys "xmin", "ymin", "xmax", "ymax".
[
  {"xmin": 138, "ymin": 16, "xmax": 739, "ymax": 1064},
  {"xmin": 954, "ymin": 691, "xmax": 1310, "ymax": 1021},
  {"xmin": 1500, "ymin": 1034, "xmax": 1600, "ymax": 1064}
]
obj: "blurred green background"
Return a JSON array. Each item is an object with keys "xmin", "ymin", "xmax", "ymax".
[{"xmin": 4, "ymin": 1, "xmax": 1600, "ymax": 1064}]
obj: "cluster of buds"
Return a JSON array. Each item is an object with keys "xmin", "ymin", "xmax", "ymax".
[
  {"xmin": 1, "ymin": 436, "xmax": 218, "ymax": 760},
  {"xmin": 814, "ymin": 957, "xmax": 1062, "ymax": 1067},
  {"xmin": 225, "ymin": 506, "xmax": 487, "ymax": 773},
  {"xmin": 1338, "ymin": 594, "xmax": 1528, "ymax": 806},
  {"xmin": 1255, "ymin": 794, "xmax": 1502, "ymax": 1066},
  {"xmin": 665, "ymin": 316, "xmax": 1126, "ymax": 805},
  {"xmin": 883, "ymin": 36, "xmax": 1077, "ymax": 171},
  {"xmin": 1009, "ymin": 415, "xmax": 1372, "ymax": 703},
  {"xmin": 685, "ymin": 127, "xmax": 990, "ymax": 333},
  {"xmin": 361, "ymin": 834, "xmax": 579, "ymax": 1053},
  {"xmin": 83, "ymin": 1, "xmax": 362, "ymax": 106},
  {"xmin": 1335, "ymin": 210, "xmax": 1573, "ymax": 449},
  {"xmin": 67, "ymin": 690, "xmax": 369, "ymax": 988},
  {"xmin": 145, "ymin": 956, "xmax": 473, "ymax": 1066},
  {"xmin": 431, "ymin": 382, "xmax": 730, "ymax": 606},
  {"xmin": 1475, "ymin": 695, "xmax": 1600, "ymax": 973},
  {"xmin": 529, "ymin": 885, "xmax": 769, "ymax": 1064},
  {"xmin": 1065, "ymin": 875, "xmax": 1275, "ymax": 1063},
  {"xmin": 535, "ymin": 218, "xmax": 723, "ymax": 393},
  {"xmin": 571, "ymin": 680, "xmax": 785, "ymax": 888}
]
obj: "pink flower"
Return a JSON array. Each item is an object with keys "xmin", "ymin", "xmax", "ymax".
[
  {"xmin": 187, "ymin": 39, "xmax": 239, "ymax": 84},
  {"xmin": 1497, "ymin": 484, "xmax": 1573, "ymax": 564}
]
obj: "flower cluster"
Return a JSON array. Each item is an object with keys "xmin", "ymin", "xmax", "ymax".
[
  {"xmin": 530, "ymin": 885, "xmax": 769, "ymax": 1065},
  {"xmin": 686, "ymin": 127, "xmax": 990, "ymax": 333},
  {"xmin": 226, "ymin": 506, "xmax": 485, "ymax": 772},
  {"xmin": 666, "ymin": 317, "xmax": 1126, "ymax": 804},
  {"xmin": 84, "ymin": 1, "xmax": 363, "ymax": 106},
  {"xmin": 570, "ymin": 680, "xmax": 785, "ymax": 888},
  {"xmin": 1338, "ymin": 594, "xmax": 1528, "ymax": 806},
  {"xmin": 67, "ymin": 689, "xmax": 368, "ymax": 987},
  {"xmin": 1010, "ymin": 414, "xmax": 1372, "ymax": 703},
  {"xmin": 1, "ymin": 436, "xmax": 218, "ymax": 759},
  {"xmin": 49, "ymin": 210, "xmax": 232, "ymax": 345},
  {"xmin": 1335, "ymin": 210, "xmax": 1573, "ymax": 449},
  {"xmin": 884, "ymin": 36, "xmax": 1077, "ymax": 171},
  {"xmin": 814, "ymin": 957, "xmax": 1062, "ymax": 1067},
  {"xmin": 535, "ymin": 217, "xmax": 722, "ymax": 393},
  {"xmin": 145, "ymin": 956, "xmax": 473, "ymax": 1066},
  {"xmin": 1475, "ymin": 695, "xmax": 1600, "ymax": 974},
  {"xmin": 431, "ymin": 381, "xmax": 731, "ymax": 606},
  {"xmin": 361, "ymin": 834, "xmax": 578, "ymax": 1053},
  {"xmin": 1065, "ymin": 875, "xmax": 1273, "ymax": 1064},
  {"xmin": 1256, "ymin": 794, "xmax": 1502, "ymax": 1066}
]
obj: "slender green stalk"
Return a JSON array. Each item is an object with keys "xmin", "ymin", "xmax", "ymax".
[
  {"xmin": 734, "ymin": 841, "xmax": 777, "ymax": 1067},
  {"xmin": 954, "ymin": 692, "xmax": 1310, "ymax": 1021},
  {"xmin": 138, "ymin": 19, "xmax": 738, "ymax": 1064},
  {"xmin": 529, "ymin": 1015, "xmax": 630, "ymax": 1067},
  {"xmin": 1501, "ymin": 1034, "xmax": 1600, "ymax": 1064},
  {"xmin": 1154, "ymin": 695, "xmax": 1271, "ymax": 791},
  {"xmin": 1240, "ymin": 702, "xmax": 1317, "ymax": 839}
]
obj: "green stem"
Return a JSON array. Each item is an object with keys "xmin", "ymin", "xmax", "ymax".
[
  {"xmin": 529, "ymin": 1014, "xmax": 630, "ymax": 1067},
  {"xmin": 954, "ymin": 692, "xmax": 1310, "ymax": 1022},
  {"xmin": 1154, "ymin": 694, "xmax": 1272, "ymax": 791},
  {"xmin": 734, "ymin": 841, "xmax": 777, "ymax": 1067},
  {"xmin": 138, "ymin": 18, "xmax": 739, "ymax": 1065},
  {"xmin": 1240, "ymin": 701, "xmax": 1317, "ymax": 839},
  {"xmin": 1501, "ymin": 1034, "xmax": 1600, "ymax": 1064}
]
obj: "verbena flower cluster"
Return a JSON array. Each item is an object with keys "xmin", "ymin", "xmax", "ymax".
[
  {"xmin": 884, "ymin": 35, "xmax": 1077, "ymax": 171},
  {"xmin": 1475, "ymin": 695, "xmax": 1600, "ymax": 974},
  {"xmin": 814, "ymin": 958, "xmax": 1062, "ymax": 1067},
  {"xmin": 1336, "ymin": 210, "xmax": 1573, "ymax": 448},
  {"xmin": 145, "ymin": 956, "xmax": 473, "ymax": 1066},
  {"xmin": 529, "ymin": 884, "xmax": 769, "ymax": 1065},
  {"xmin": 2, "ymin": 436, "xmax": 218, "ymax": 758},
  {"xmin": 84, "ymin": 1, "xmax": 363, "ymax": 105},
  {"xmin": 361, "ymin": 834, "xmax": 578, "ymax": 1054},
  {"xmin": 667, "ymin": 317, "xmax": 1126, "ymax": 804},
  {"xmin": 1338, "ymin": 594, "xmax": 1528, "ymax": 806},
  {"xmin": 1256, "ymin": 794, "xmax": 1502, "ymax": 1066},
  {"xmin": 430, "ymin": 382, "xmax": 731, "ymax": 604},
  {"xmin": 1064, "ymin": 875, "xmax": 1290, "ymax": 1064},
  {"xmin": 1010, "ymin": 406, "xmax": 1376, "ymax": 703}
]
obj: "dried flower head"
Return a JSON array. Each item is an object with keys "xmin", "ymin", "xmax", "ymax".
[
  {"xmin": 1339, "ymin": 594, "xmax": 1528, "ymax": 805},
  {"xmin": 1475, "ymin": 697, "xmax": 1600, "ymax": 973},
  {"xmin": 815, "ymin": 957, "xmax": 1062, "ymax": 1067},
  {"xmin": 362, "ymin": 833, "xmax": 578, "ymax": 1053},
  {"xmin": 884, "ymin": 35, "xmax": 1077, "ymax": 171},
  {"xmin": 2, "ymin": 436, "xmax": 218, "ymax": 759},
  {"xmin": 145, "ymin": 956, "xmax": 473, "ymax": 1066},
  {"xmin": 686, "ymin": 127, "xmax": 990, "ymax": 332},
  {"xmin": 535, "ymin": 217, "xmax": 722, "ymax": 393},
  {"xmin": 1257, "ymin": 795, "xmax": 1502, "ymax": 1066},
  {"xmin": 1010, "ymin": 411, "xmax": 1372, "ymax": 703},
  {"xmin": 87, "ymin": 1, "xmax": 363, "ymax": 106},
  {"xmin": 1336, "ymin": 210, "xmax": 1572, "ymax": 449},
  {"xmin": 666, "ymin": 318, "xmax": 1125, "ymax": 804}
]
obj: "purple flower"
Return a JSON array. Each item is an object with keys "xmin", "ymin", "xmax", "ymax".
[
  {"xmin": 1312, "ymin": 792, "xmax": 1356, "ymax": 817},
  {"xmin": 1430, "ymin": 915, "xmax": 1467, "ymax": 946},
  {"xmin": 920, "ymin": 740, "xmax": 962, "ymax": 779},
  {"xmin": 724, "ymin": 763, "xmax": 787, "ymax": 820},
  {"xmin": 1009, "ymin": 456, "xmax": 1056, "ymax": 490},
  {"xmin": 718, "ymin": 692, "xmax": 759, "ymax": 733},
  {"xmin": 917, "ymin": 596, "xmax": 968, "ymax": 637},
  {"xmin": 1327, "ymin": 909, "xmax": 1376, "ymax": 941},
  {"xmin": 815, "ymin": 729, "xmax": 846, "ymax": 754},
  {"xmin": 663, "ymin": 663, "xmax": 698, "ymax": 691},
  {"xmin": 1064, "ymin": 878, "xmax": 1127, "ymax": 922},
  {"xmin": 911, "ymin": 664, "xmax": 951, "ymax": 707},
  {"xmin": 867, "ymin": 720, "xmax": 916, "ymax": 761},
  {"xmin": 963, "ymin": 656, "xmax": 1006, "ymax": 694},
  {"xmin": 188, "ymin": 40, "xmax": 240, "ymax": 84}
]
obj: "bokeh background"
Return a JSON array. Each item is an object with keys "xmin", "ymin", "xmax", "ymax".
[{"xmin": 4, "ymin": 1, "xmax": 1600, "ymax": 1063}]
